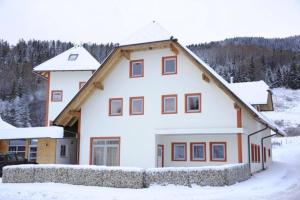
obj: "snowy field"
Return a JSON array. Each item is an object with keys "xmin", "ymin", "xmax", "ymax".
[{"xmin": 0, "ymin": 137, "xmax": 300, "ymax": 200}]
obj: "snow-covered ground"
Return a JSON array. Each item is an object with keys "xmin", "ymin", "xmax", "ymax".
[{"xmin": 0, "ymin": 136, "xmax": 300, "ymax": 200}]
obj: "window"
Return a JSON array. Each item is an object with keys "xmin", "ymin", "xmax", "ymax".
[
  {"xmin": 162, "ymin": 95, "xmax": 177, "ymax": 114},
  {"xmin": 68, "ymin": 54, "xmax": 78, "ymax": 61},
  {"xmin": 268, "ymin": 149, "xmax": 271, "ymax": 158},
  {"xmin": 79, "ymin": 82, "xmax": 86, "ymax": 89},
  {"xmin": 190, "ymin": 143, "xmax": 206, "ymax": 161},
  {"xmin": 172, "ymin": 143, "xmax": 187, "ymax": 161},
  {"xmin": 251, "ymin": 143, "xmax": 255, "ymax": 163},
  {"xmin": 162, "ymin": 56, "xmax": 177, "ymax": 75},
  {"xmin": 51, "ymin": 90, "xmax": 63, "ymax": 102},
  {"xmin": 8, "ymin": 139, "xmax": 26, "ymax": 157},
  {"xmin": 109, "ymin": 98, "xmax": 123, "ymax": 116},
  {"xmin": 130, "ymin": 97, "xmax": 144, "ymax": 115},
  {"xmin": 210, "ymin": 142, "xmax": 226, "ymax": 162},
  {"xmin": 60, "ymin": 145, "xmax": 67, "ymax": 157},
  {"xmin": 130, "ymin": 60, "xmax": 144, "ymax": 78},
  {"xmin": 91, "ymin": 137, "xmax": 120, "ymax": 166},
  {"xmin": 185, "ymin": 93, "xmax": 201, "ymax": 113}
]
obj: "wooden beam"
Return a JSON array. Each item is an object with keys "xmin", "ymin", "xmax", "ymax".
[
  {"xmin": 170, "ymin": 43, "xmax": 179, "ymax": 55},
  {"xmin": 69, "ymin": 110, "xmax": 80, "ymax": 118},
  {"xmin": 121, "ymin": 50, "xmax": 130, "ymax": 60},
  {"xmin": 202, "ymin": 73, "xmax": 210, "ymax": 83},
  {"xmin": 93, "ymin": 82, "xmax": 104, "ymax": 90}
]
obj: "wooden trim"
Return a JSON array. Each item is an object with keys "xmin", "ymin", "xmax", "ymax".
[
  {"xmin": 190, "ymin": 142, "xmax": 206, "ymax": 161},
  {"xmin": 251, "ymin": 144, "xmax": 254, "ymax": 162},
  {"xmin": 157, "ymin": 144, "xmax": 164, "ymax": 167},
  {"xmin": 171, "ymin": 142, "xmax": 187, "ymax": 161},
  {"xmin": 185, "ymin": 93, "xmax": 202, "ymax": 113},
  {"xmin": 89, "ymin": 136, "xmax": 121, "ymax": 165},
  {"xmin": 258, "ymin": 145, "xmax": 261, "ymax": 162},
  {"xmin": 129, "ymin": 96, "xmax": 144, "ymax": 115},
  {"xmin": 109, "ymin": 98, "xmax": 123, "ymax": 116},
  {"xmin": 237, "ymin": 107, "xmax": 242, "ymax": 128},
  {"xmin": 162, "ymin": 56, "xmax": 177, "ymax": 75},
  {"xmin": 202, "ymin": 73, "xmax": 210, "ymax": 82},
  {"xmin": 237, "ymin": 133, "xmax": 243, "ymax": 163},
  {"xmin": 129, "ymin": 59, "xmax": 144, "ymax": 78},
  {"xmin": 51, "ymin": 90, "xmax": 63, "ymax": 102},
  {"xmin": 209, "ymin": 142, "xmax": 227, "ymax": 162},
  {"xmin": 161, "ymin": 94, "xmax": 178, "ymax": 114},
  {"xmin": 45, "ymin": 72, "xmax": 50, "ymax": 126},
  {"xmin": 79, "ymin": 82, "xmax": 86, "ymax": 90}
]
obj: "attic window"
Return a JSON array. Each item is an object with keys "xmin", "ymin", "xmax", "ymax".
[{"xmin": 68, "ymin": 54, "xmax": 78, "ymax": 61}]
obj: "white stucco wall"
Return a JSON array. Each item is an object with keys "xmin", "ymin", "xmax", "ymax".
[
  {"xmin": 48, "ymin": 71, "xmax": 93, "ymax": 125},
  {"xmin": 79, "ymin": 47, "xmax": 252, "ymax": 168}
]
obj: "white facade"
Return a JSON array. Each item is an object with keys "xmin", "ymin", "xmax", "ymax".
[{"xmin": 79, "ymin": 47, "xmax": 273, "ymax": 172}]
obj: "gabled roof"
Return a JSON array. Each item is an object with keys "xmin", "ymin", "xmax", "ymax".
[
  {"xmin": 229, "ymin": 81, "xmax": 270, "ymax": 105},
  {"xmin": 33, "ymin": 46, "xmax": 100, "ymax": 72}
]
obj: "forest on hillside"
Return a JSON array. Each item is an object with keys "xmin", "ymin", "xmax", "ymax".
[{"xmin": 0, "ymin": 35, "xmax": 299, "ymax": 128}]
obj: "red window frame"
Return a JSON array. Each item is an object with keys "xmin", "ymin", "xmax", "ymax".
[
  {"xmin": 171, "ymin": 142, "xmax": 187, "ymax": 161},
  {"xmin": 190, "ymin": 142, "xmax": 206, "ymax": 161},
  {"xmin": 161, "ymin": 94, "xmax": 178, "ymax": 114},
  {"xmin": 162, "ymin": 56, "xmax": 177, "ymax": 75},
  {"xmin": 129, "ymin": 96, "xmax": 144, "ymax": 115},
  {"xmin": 129, "ymin": 59, "xmax": 144, "ymax": 78},
  {"xmin": 109, "ymin": 98, "xmax": 123, "ymax": 116},
  {"xmin": 51, "ymin": 90, "xmax": 63, "ymax": 102},
  {"xmin": 268, "ymin": 149, "xmax": 271, "ymax": 157},
  {"xmin": 185, "ymin": 93, "xmax": 202, "ymax": 113},
  {"xmin": 209, "ymin": 142, "xmax": 227, "ymax": 162}
]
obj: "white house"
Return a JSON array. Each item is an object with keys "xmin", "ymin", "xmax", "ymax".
[{"xmin": 53, "ymin": 22, "xmax": 284, "ymax": 173}]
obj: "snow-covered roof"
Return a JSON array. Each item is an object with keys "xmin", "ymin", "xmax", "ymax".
[
  {"xmin": 33, "ymin": 46, "xmax": 100, "ymax": 72},
  {"xmin": 0, "ymin": 126, "xmax": 64, "ymax": 139},
  {"xmin": 0, "ymin": 117, "xmax": 15, "ymax": 129},
  {"xmin": 119, "ymin": 21, "xmax": 174, "ymax": 46},
  {"xmin": 229, "ymin": 81, "xmax": 270, "ymax": 105}
]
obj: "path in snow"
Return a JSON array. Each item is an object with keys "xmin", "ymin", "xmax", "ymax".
[{"xmin": 0, "ymin": 137, "xmax": 300, "ymax": 200}]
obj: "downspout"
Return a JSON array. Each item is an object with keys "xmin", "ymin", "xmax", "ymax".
[
  {"xmin": 261, "ymin": 131, "xmax": 284, "ymax": 170},
  {"xmin": 248, "ymin": 125, "xmax": 268, "ymax": 172}
]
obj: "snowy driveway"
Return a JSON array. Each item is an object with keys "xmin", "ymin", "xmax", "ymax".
[{"xmin": 0, "ymin": 137, "xmax": 300, "ymax": 200}]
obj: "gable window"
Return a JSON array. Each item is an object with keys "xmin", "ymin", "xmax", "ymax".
[
  {"xmin": 210, "ymin": 142, "xmax": 226, "ymax": 162},
  {"xmin": 185, "ymin": 93, "xmax": 201, "ymax": 113},
  {"xmin": 162, "ymin": 56, "xmax": 177, "ymax": 75},
  {"xmin": 130, "ymin": 60, "xmax": 144, "ymax": 78},
  {"xmin": 172, "ymin": 143, "xmax": 187, "ymax": 161},
  {"xmin": 109, "ymin": 98, "xmax": 123, "ymax": 116},
  {"xmin": 162, "ymin": 95, "xmax": 177, "ymax": 114},
  {"xmin": 79, "ymin": 82, "xmax": 86, "ymax": 89},
  {"xmin": 130, "ymin": 97, "xmax": 144, "ymax": 115},
  {"xmin": 51, "ymin": 90, "xmax": 63, "ymax": 102},
  {"xmin": 68, "ymin": 54, "xmax": 78, "ymax": 61},
  {"xmin": 190, "ymin": 143, "xmax": 206, "ymax": 161}
]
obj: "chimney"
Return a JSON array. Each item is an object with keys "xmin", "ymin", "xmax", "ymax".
[{"xmin": 230, "ymin": 77, "xmax": 234, "ymax": 83}]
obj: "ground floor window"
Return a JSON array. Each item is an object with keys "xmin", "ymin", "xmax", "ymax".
[
  {"xmin": 28, "ymin": 139, "xmax": 38, "ymax": 162},
  {"xmin": 210, "ymin": 142, "xmax": 226, "ymax": 162},
  {"xmin": 190, "ymin": 142, "xmax": 206, "ymax": 161},
  {"xmin": 171, "ymin": 143, "xmax": 187, "ymax": 161},
  {"xmin": 8, "ymin": 139, "xmax": 26, "ymax": 157},
  {"xmin": 91, "ymin": 137, "xmax": 120, "ymax": 166}
]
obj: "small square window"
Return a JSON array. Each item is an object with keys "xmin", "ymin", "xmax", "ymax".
[
  {"xmin": 130, "ymin": 97, "xmax": 144, "ymax": 115},
  {"xmin": 162, "ymin": 95, "xmax": 177, "ymax": 114},
  {"xmin": 109, "ymin": 98, "xmax": 123, "ymax": 116},
  {"xmin": 130, "ymin": 60, "xmax": 144, "ymax": 78},
  {"xmin": 79, "ymin": 82, "xmax": 86, "ymax": 89},
  {"xmin": 68, "ymin": 54, "xmax": 78, "ymax": 61},
  {"xmin": 191, "ymin": 143, "xmax": 206, "ymax": 161},
  {"xmin": 185, "ymin": 93, "xmax": 201, "ymax": 113},
  {"xmin": 162, "ymin": 56, "xmax": 177, "ymax": 75},
  {"xmin": 172, "ymin": 143, "xmax": 186, "ymax": 161},
  {"xmin": 210, "ymin": 142, "xmax": 226, "ymax": 162},
  {"xmin": 51, "ymin": 90, "xmax": 63, "ymax": 102}
]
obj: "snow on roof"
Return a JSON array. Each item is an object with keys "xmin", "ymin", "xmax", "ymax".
[
  {"xmin": 0, "ymin": 126, "xmax": 64, "ymax": 139},
  {"xmin": 229, "ymin": 81, "xmax": 270, "ymax": 105},
  {"xmin": 0, "ymin": 117, "xmax": 15, "ymax": 129},
  {"xmin": 33, "ymin": 46, "xmax": 100, "ymax": 72},
  {"xmin": 119, "ymin": 21, "xmax": 174, "ymax": 46}
]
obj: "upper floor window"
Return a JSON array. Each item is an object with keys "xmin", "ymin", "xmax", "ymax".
[
  {"xmin": 185, "ymin": 93, "xmax": 201, "ymax": 113},
  {"xmin": 79, "ymin": 82, "xmax": 86, "ymax": 89},
  {"xmin": 130, "ymin": 97, "xmax": 144, "ymax": 115},
  {"xmin": 210, "ymin": 142, "xmax": 227, "ymax": 162},
  {"xmin": 109, "ymin": 98, "xmax": 123, "ymax": 116},
  {"xmin": 162, "ymin": 94, "xmax": 177, "ymax": 114},
  {"xmin": 162, "ymin": 56, "xmax": 177, "ymax": 75},
  {"xmin": 190, "ymin": 142, "xmax": 206, "ymax": 161},
  {"xmin": 172, "ymin": 143, "xmax": 187, "ymax": 161},
  {"xmin": 130, "ymin": 60, "xmax": 144, "ymax": 78},
  {"xmin": 51, "ymin": 90, "xmax": 63, "ymax": 102},
  {"xmin": 68, "ymin": 54, "xmax": 78, "ymax": 61}
]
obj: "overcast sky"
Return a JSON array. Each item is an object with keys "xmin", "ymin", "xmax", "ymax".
[{"xmin": 0, "ymin": 0, "xmax": 300, "ymax": 45}]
